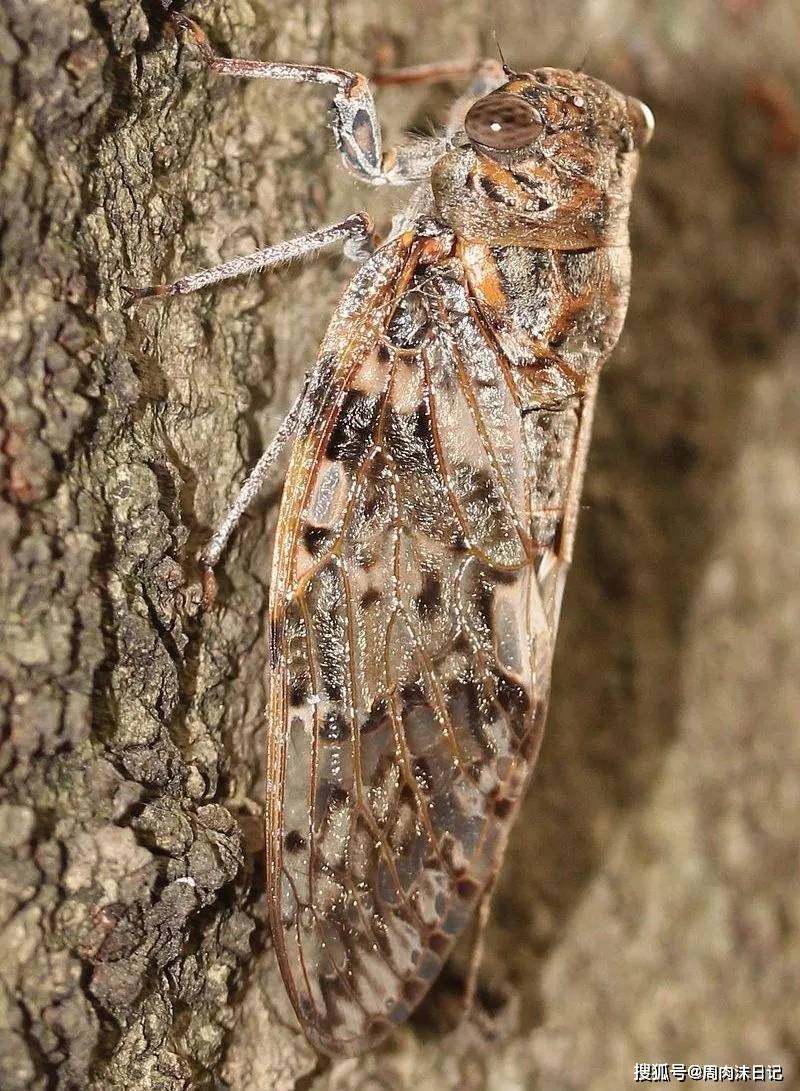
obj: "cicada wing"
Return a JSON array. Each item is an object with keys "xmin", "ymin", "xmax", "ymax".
[{"xmin": 265, "ymin": 237, "xmax": 584, "ymax": 1055}]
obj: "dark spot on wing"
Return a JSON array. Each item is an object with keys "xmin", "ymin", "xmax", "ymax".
[
  {"xmin": 367, "ymin": 1015, "xmax": 391, "ymax": 1039},
  {"xmin": 475, "ymin": 579, "xmax": 494, "ymax": 630},
  {"xmin": 466, "ymin": 760, "xmax": 484, "ymax": 783},
  {"xmin": 411, "ymin": 402, "xmax": 434, "ymax": 445},
  {"xmin": 493, "ymin": 795, "xmax": 514, "ymax": 819},
  {"xmin": 402, "ymin": 978, "xmax": 426, "ymax": 1003},
  {"xmin": 398, "ymin": 780, "xmax": 416, "ymax": 810},
  {"xmin": 269, "ymin": 617, "xmax": 282, "ymax": 669},
  {"xmin": 496, "ymin": 674, "xmax": 530, "ymax": 738},
  {"xmin": 289, "ymin": 680, "xmax": 308, "ymax": 707},
  {"xmin": 326, "ymin": 390, "xmax": 381, "ymax": 464},
  {"xmin": 386, "ymin": 288, "xmax": 430, "ymax": 349},
  {"xmin": 284, "ymin": 829, "xmax": 307, "ymax": 853},
  {"xmin": 416, "ymin": 572, "xmax": 441, "ymax": 617},
  {"xmin": 456, "ymin": 876, "xmax": 480, "ymax": 900},
  {"xmin": 361, "ymin": 476, "xmax": 383, "ymax": 522},
  {"xmin": 448, "ymin": 678, "xmax": 483, "ymax": 741},
  {"xmin": 320, "ymin": 676, "xmax": 345, "ymax": 704},
  {"xmin": 429, "ymin": 931, "xmax": 448, "ymax": 956},
  {"xmin": 361, "ymin": 697, "xmax": 390, "ymax": 735},
  {"xmin": 314, "ymin": 781, "xmax": 350, "ymax": 825},
  {"xmin": 321, "ymin": 709, "xmax": 349, "ymax": 742},
  {"xmin": 400, "ymin": 680, "xmax": 426, "ymax": 706},
  {"xmin": 303, "ymin": 525, "xmax": 332, "ymax": 556},
  {"xmin": 360, "ymin": 588, "xmax": 382, "ymax": 609}
]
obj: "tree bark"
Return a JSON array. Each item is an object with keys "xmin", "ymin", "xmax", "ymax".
[{"xmin": 2, "ymin": 2, "xmax": 799, "ymax": 1090}]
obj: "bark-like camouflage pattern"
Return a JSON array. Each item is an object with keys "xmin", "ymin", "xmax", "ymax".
[{"xmin": 265, "ymin": 67, "xmax": 650, "ymax": 1056}]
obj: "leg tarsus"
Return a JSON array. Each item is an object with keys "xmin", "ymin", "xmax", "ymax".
[
  {"xmin": 200, "ymin": 566, "xmax": 217, "ymax": 613},
  {"xmin": 120, "ymin": 281, "xmax": 174, "ymax": 306}
]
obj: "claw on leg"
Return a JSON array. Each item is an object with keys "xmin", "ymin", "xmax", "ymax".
[
  {"xmin": 169, "ymin": 11, "xmax": 214, "ymax": 59},
  {"xmin": 120, "ymin": 282, "xmax": 174, "ymax": 307}
]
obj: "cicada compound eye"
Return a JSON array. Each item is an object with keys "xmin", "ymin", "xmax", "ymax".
[{"xmin": 464, "ymin": 93, "xmax": 544, "ymax": 154}]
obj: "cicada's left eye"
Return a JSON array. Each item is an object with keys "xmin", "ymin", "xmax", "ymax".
[{"xmin": 465, "ymin": 93, "xmax": 544, "ymax": 154}]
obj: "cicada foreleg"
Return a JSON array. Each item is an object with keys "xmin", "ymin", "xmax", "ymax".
[
  {"xmin": 169, "ymin": 11, "xmax": 443, "ymax": 186},
  {"xmin": 124, "ymin": 213, "xmax": 376, "ymax": 302}
]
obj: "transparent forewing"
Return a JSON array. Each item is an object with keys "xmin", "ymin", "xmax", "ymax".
[{"xmin": 266, "ymin": 234, "xmax": 586, "ymax": 1055}]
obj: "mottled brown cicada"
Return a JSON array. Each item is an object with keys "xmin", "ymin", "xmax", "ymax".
[{"xmin": 134, "ymin": 11, "xmax": 653, "ymax": 1057}]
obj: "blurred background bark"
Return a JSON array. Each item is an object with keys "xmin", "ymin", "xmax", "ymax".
[{"xmin": 1, "ymin": 1, "xmax": 798, "ymax": 1088}]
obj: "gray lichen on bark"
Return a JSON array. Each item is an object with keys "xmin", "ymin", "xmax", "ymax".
[{"xmin": 2, "ymin": 1, "xmax": 800, "ymax": 1090}]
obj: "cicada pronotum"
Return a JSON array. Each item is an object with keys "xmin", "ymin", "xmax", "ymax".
[{"xmin": 132, "ymin": 11, "xmax": 653, "ymax": 1057}]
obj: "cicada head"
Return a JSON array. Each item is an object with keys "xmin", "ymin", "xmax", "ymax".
[{"xmin": 432, "ymin": 68, "xmax": 653, "ymax": 249}]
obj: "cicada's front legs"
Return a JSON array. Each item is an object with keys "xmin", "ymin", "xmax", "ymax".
[
  {"xmin": 171, "ymin": 12, "xmax": 439, "ymax": 186},
  {"xmin": 124, "ymin": 213, "xmax": 376, "ymax": 302}
]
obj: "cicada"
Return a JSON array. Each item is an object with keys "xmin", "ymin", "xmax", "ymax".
[{"xmin": 134, "ymin": 12, "xmax": 653, "ymax": 1057}]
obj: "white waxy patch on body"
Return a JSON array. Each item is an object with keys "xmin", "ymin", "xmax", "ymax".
[
  {"xmin": 493, "ymin": 588, "xmax": 525, "ymax": 675},
  {"xmin": 309, "ymin": 461, "xmax": 347, "ymax": 526}
]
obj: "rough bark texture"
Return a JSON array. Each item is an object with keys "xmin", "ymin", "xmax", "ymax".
[{"xmin": 1, "ymin": 1, "xmax": 798, "ymax": 1089}]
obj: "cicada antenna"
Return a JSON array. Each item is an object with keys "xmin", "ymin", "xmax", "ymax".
[{"xmin": 492, "ymin": 29, "xmax": 513, "ymax": 77}]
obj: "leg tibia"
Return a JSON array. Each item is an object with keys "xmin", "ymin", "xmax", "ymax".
[{"xmin": 125, "ymin": 214, "xmax": 375, "ymax": 303}]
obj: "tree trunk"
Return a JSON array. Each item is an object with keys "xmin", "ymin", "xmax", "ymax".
[{"xmin": 2, "ymin": 2, "xmax": 798, "ymax": 1089}]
